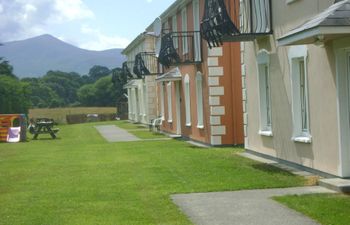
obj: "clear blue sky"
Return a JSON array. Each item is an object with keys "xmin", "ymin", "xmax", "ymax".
[{"xmin": 0, "ymin": 0, "xmax": 174, "ymax": 50}]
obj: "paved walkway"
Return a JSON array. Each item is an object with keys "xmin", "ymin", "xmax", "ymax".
[
  {"xmin": 172, "ymin": 186, "xmax": 335, "ymax": 225},
  {"xmin": 95, "ymin": 125, "xmax": 140, "ymax": 142}
]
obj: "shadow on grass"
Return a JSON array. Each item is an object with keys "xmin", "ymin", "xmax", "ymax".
[{"xmin": 252, "ymin": 163, "xmax": 295, "ymax": 176}]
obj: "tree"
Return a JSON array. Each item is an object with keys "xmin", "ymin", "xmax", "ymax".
[
  {"xmin": 0, "ymin": 76, "xmax": 30, "ymax": 113},
  {"xmin": 88, "ymin": 65, "xmax": 110, "ymax": 83},
  {"xmin": 0, "ymin": 57, "xmax": 16, "ymax": 78},
  {"xmin": 42, "ymin": 71, "xmax": 82, "ymax": 106},
  {"xmin": 77, "ymin": 84, "xmax": 97, "ymax": 106}
]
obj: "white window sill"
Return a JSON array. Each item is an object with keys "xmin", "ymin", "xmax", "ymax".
[
  {"xmin": 292, "ymin": 135, "xmax": 312, "ymax": 143},
  {"xmin": 259, "ymin": 130, "xmax": 273, "ymax": 137},
  {"xmin": 168, "ymin": 120, "xmax": 173, "ymax": 123},
  {"xmin": 197, "ymin": 125, "xmax": 204, "ymax": 129},
  {"xmin": 186, "ymin": 123, "xmax": 191, "ymax": 127}
]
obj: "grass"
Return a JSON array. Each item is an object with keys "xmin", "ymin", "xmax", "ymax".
[
  {"xmin": 274, "ymin": 194, "xmax": 350, "ymax": 225},
  {"xmin": 29, "ymin": 107, "xmax": 116, "ymax": 124},
  {"xmin": 0, "ymin": 121, "xmax": 306, "ymax": 225}
]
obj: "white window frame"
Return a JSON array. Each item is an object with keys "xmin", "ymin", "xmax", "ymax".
[
  {"xmin": 172, "ymin": 15, "xmax": 178, "ymax": 49},
  {"xmin": 181, "ymin": 7, "xmax": 188, "ymax": 55},
  {"xmin": 167, "ymin": 82, "xmax": 173, "ymax": 123},
  {"xmin": 196, "ymin": 72, "xmax": 204, "ymax": 128},
  {"xmin": 193, "ymin": 0, "xmax": 201, "ymax": 62},
  {"xmin": 142, "ymin": 83, "xmax": 147, "ymax": 117},
  {"xmin": 257, "ymin": 50, "xmax": 272, "ymax": 136},
  {"xmin": 289, "ymin": 45, "xmax": 312, "ymax": 143},
  {"xmin": 184, "ymin": 74, "xmax": 191, "ymax": 126},
  {"xmin": 160, "ymin": 82, "xmax": 165, "ymax": 120}
]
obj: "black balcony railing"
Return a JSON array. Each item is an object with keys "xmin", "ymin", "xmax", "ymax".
[
  {"xmin": 133, "ymin": 52, "xmax": 159, "ymax": 76},
  {"xmin": 122, "ymin": 61, "xmax": 134, "ymax": 79},
  {"xmin": 158, "ymin": 31, "xmax": 202, "ymax": 68},
  {"xmin": 201, "ymin": 0, "xmax": 272, "ymax": 47}
]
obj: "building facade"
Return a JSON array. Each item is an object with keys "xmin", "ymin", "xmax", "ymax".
[
  {"xmin": 203, "ymin": 0, "xmax": 350, "ymax": 177},
  {"xmin": 154, "ymin": 0, "xmax": 244, "ymax": 146},
  {"xmin": 122, "ymin": 33, "xmax": 159, "ymax": 124}
]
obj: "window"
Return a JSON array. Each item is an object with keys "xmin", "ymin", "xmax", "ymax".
[
  {"xmin": 160, "ymin": 83, "xmax": 165, "ymax": 120},
  {"xmin": 184, "ymin": 74, "xmax": 191, "ymax": 126},
  {"xmin": 172, "ymin": 15, "xmax": 178, "ymax": 49},
  {"xmin": 257, "ymin": 50, "xmax": 272, "ymax": 136},
  {"xmin": 193, "ymin": 0, "xmax": 201, "ymax": 61},
  {"xmin": 167, "ymin": 82, "xmax": 173, "ymax": 122},
  {"xmin": 181, "ymin": 7, "xmax": 188, "ymax": 54},
  {"xmin": 289, "ymin": 45, "xmax": 311, "ymax": 143},
  {"xmin": 196, "ymin": 72, "xmax": 204, "ymax": 128}
]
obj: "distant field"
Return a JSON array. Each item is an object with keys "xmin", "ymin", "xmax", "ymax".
[{"xmin": 29, "ymin": 107, "xmax": 116, "ymax": 124}]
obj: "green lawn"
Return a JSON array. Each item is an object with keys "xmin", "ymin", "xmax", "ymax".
[
  {"xmin": 0, "ymin": 121, "xmax": 305, "ymax": 225},
  {"xmin": 274, "ymin": 194, "xmax": 350, "ymax": 225}
]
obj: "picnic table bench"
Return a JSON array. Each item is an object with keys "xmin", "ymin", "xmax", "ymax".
[{"xmin": 30, "ymin": 118, "xmax": 59, "ymax": 139}]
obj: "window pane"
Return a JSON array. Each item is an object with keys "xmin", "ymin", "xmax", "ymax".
[
  {"xmin": 264, "ymin": 65, "xmax": 271, "ymax": 127},
  {"xmin": 299, "ymin": 60, "xmax": 308, "ymax": 132}
]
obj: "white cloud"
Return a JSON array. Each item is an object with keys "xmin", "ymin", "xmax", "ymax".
[
  {"xmin": 0, "ymin": 0, "xmax": 95, "ymax": 42},
  {"xmin": 80, "ymin": 25, "xmax": 130, "ymax": 50},
  {"xmin": 51, "ymin": 0, "xmax": 94, "ymax": 22}
]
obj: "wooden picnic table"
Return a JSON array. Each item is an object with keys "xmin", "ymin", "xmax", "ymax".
[{"xmin": 32, "ymin": 119, "xmax": 59, "ymax": 139}]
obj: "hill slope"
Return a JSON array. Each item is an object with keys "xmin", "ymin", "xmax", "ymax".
[{"xmin": 0, "ymin": 34, "xmax": 125, "ymax": 77}]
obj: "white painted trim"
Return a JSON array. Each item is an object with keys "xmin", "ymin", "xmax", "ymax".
[
  {"xmin": 259, "ymin": 130, "xmax": 273, "ymax": 137},
  {"xmin": 292, "ymin": 135, "xmax": 312, "ymax": 143},
  {"xmin": 184, "ymin": 74, "xmax": 191, "ymax": 126},
  {"xmin": 257, "ymin": 49, "xmax": 272, "ymax": 134},
  {"xmin": 196, "ymin": 72, "xmax": 204, "ymax": 128},
  {"xmin": 288, "ymin": 45, "xmax": 312, "ymax": 142},
  {"xmin": 175, "ymin": 81, "xmax": 182, "ymax": 135},
  {"xmin": 334, "ymin": 38, "xmax": 350, "ymax": 177},
  {"xmin": 167, "ymin": 82, "xmax": 173, "ymax": 122}
]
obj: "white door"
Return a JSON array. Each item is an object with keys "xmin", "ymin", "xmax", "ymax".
[{"xmin": 175, "ymin": 81, "xmax": 182, "ymax": 135}]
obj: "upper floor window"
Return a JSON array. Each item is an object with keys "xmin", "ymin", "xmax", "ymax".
[
  {"xmin": 184, "ymin": 74, "xmax": 191, "ymax": 126},
  {"xmin": 288, "ymin": 45, "xmax": 311, "ymax": 143},
  {"xmin": 172, "ymin": 15, "xmax": 178, "ymax": 49},
  {"xmin": 257, "ymin": 50, "xmax": 272, "ymax": 136},
  {"xmin": 193, "ymin": 0, "xmax": 201, "ymax": 61},
  {"xmin": 181, "ymin": 7, "xmax": 188, "ymax": 54},
  {"xmin": 196, "ymin": 72, "xmax": 204, "ymax": 128}
]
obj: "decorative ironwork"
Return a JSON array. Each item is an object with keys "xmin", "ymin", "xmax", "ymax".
[
  {"xmin": 158, "ymin": 33, "xmax": 181, "ymax": 68},
  {"xmin": 122, "ymin": 61, "xmax": 133, "ymax": 79},
  {"xmin": 201, "ymin": 0, "xmax": 240, "ymax": 48},
  {"xmin": 158, "ymin": 31, "xmax": 202, "ymax": 67},
  {"xmin": 133, "ymin": 53, "xmax": 150, "ymax": 76},
  {"xmin": 201, "ymin": 0, "xmax": 272, "ymax": 47},
  {"xmin": 133, "ymin": 52, "xmax": 159, "ymax": 76}
]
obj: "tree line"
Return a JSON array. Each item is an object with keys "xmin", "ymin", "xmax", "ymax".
[{"xmin": 0, "ymin": 57, "xmax": 127, "ymax": 114}]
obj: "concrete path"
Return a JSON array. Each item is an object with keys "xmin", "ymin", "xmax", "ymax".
[
  {"xmin": 95, "ymin": 125, "xmax": 140, "ymax": 142},
  {"xmin": 172, "ymin": 186, "xmax": 335, "ymax": 225}
]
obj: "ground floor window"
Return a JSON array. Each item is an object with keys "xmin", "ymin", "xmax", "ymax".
[{"xmin": 289, "ymin": 45, "xmax": 311, "ymax": 143}]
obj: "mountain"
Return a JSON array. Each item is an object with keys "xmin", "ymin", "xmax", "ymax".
[{"xmin": 0, "ymin": 34, "xmax": 125, "ymax": 77}]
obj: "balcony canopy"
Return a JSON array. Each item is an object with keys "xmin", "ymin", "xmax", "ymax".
[
  {"xmin": 278, "ymin": 0, "xmax": 350, "ymax": 46},
  {"xmin": 155, "ymin": 67, "xmax": 182, "ymax": 82}
]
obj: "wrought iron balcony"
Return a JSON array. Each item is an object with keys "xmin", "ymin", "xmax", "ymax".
[
  {"xmin": 122, "ymin": 61, "xmax": 135, "ymax": 79},
  {"xmin": 133, "ymin": 52, "xmax": 159, "ymax": 76},
  {"xmin": 201, "ymin": 0, "xmax": 272, "ymax": 47},
  {"xmin": 158, "ymin": 31, "xmax": 202, "ymax": 68}
]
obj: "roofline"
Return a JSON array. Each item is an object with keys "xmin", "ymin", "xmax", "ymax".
[
  {"xmin": 146, "ymin": 0, "xmax": 192, "ymax": 32},
  {"xmin": 278, "ymin": 26, "xmax": 350, "ymax": 46}
]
